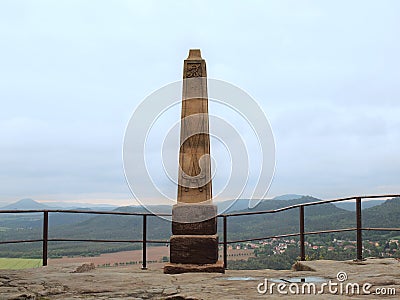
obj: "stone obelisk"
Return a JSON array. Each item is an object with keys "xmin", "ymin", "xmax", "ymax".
[{"xmin": 164, "ymin": 49, "xmax": 224, "ymax": 274}]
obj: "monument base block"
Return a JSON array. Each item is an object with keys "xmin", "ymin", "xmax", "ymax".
[
  {"xmin": 170, "ymin": 235, "xmax": 218, "ymax": 264},
  {"xmin": 164, "ymin": 260, "xmax": 225, "ymax": 274}
]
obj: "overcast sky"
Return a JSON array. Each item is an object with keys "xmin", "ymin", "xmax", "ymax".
[{"xmin": 0, "ymin": 1, "xmax": 399, "ymax": 206}]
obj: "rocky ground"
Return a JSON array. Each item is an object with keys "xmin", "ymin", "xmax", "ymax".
[{"xmin": 0, "ymin": 258, "xmax": 399, "ymax": 299}]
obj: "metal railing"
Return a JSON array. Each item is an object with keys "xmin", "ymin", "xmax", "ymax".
[{"xmin": 1, "ymin": 194, "xmax": 399, "ymax": 269}]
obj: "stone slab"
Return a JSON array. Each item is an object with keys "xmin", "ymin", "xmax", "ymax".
[
  {"xmin": 170, "ymin": 235, "xmax": 218, "ymax": 264},
  {"xmin": 172, "ymin": 203, "xmax": 217, "ymax": 223},
  {"xmin": 164, "ymin": 260, "xmax": 225, "ymax": 274},
  {"xmin": 172, "ymin": 203, "xmax": 217, "ymax": 235}
]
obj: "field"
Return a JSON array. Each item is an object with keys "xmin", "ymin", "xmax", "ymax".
[
  {"xmin": 50, "ymin": 246, "xmax": 170, "ymax": 268},
  {"xmin": 0, "ymin": 247, "xmax": 254, "ymax": 270},
  {"xmin": 0, "ymin": 258, "xmax": 42, "ymax": 269},
  {"xmin": 49, "ymin": 246, "xmax": 254, "ymax": 269}
]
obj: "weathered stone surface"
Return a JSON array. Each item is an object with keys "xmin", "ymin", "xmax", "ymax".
[
  {"xmin": 172, "ymin": 218, "xmax": 216, "ymax": 235},
  {"xmin": 0, "ymin": 259, "xmax": 399, "ymax": 299},
  {"xmin": 72, "ymin": 262, "xmax": 95, "ymax": 273},
  {"xmin": 172, "ymin": 203, "xmax": 217, "ymax": 235},
  {"xmin": 169, "ymin": 235, "xmax": 218, "ymax": 264},
  {"xmin": 164, "ymin": 261, "xmax": 224, "ymax": 274}
]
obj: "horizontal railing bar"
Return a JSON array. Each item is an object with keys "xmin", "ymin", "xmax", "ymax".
[
  {"xmin": 2, "ymin": 227, "xmax": 398, "ymax": 246},
  {"xmin": 304, "ymin": 228, "xmax": 357, "ymax": 235},
  {"xmin": 2, "ymin": 227, "xmax": 399, "ymax": 243},
  {"xmin": 146, "ymin": 240, "xmax": 170, "ymax": 244},
  {"xmin": 48, "ymin": 238, "xmax": 144, "ymax": 243},
  {"xmin": 362, "ymin": 227, "xmax": 400, "ymax": 231},
  {"xmin": 219, "ymin": 226, "xmax": 400, "ymax": 245},
  {"xmin": 0, "ymin": 239, "xmax": 43, "ymax": 244},
  {"xmin": 0, "ymin": 209, "xmax": 171, "ymax": 216},
  {"xmin": 0, "ymin": 239, "xmax": 170, "ymax": 244},
  {"xmin": 218, "ymin": 228, "xmax": 357, "ymax": 244},
  {"xmin": 0, "ymin": 210, "xmax": 49, "ymax": 214},
  {"xmin": 220, "ymin": 233, "xmax": 301, "ymax": 244},
  {"xmin": 359, "ymin": 195, "xmax": 400, "ymax": 199},
  {"xmin": 49, "ymin": 239, "xmax": 170, "ymax": 243},
  {"xmin": 221, "ymin": 194, "xmax": 400, "ymax": 217}
]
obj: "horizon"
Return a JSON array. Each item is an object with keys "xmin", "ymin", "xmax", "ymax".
[{"xmin": 2, "ymin": 194, "xmax": 395, "ymax": 209}]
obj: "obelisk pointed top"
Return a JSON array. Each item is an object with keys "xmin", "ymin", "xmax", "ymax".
[{"xmin": 187, "ymin": 49, "xmax": 202, "ymax": 60}]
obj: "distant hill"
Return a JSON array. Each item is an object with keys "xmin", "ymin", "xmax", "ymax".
[
  {"xmin": 333, "ymin": 199, "xmax": 386, "ymax": 211},
  {"xmin": 363, "ymin": 198, "xmax": 400, "ymax": 228},
  {"xmin": 1, "ymin": 199, "xmax": 50, "ymax": 210},
  {"xmin": 273, "ymin": 194, "xmax": 304, "ymax": 201}
]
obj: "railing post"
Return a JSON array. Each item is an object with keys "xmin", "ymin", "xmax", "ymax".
[
  {"xmin": 299, "ymin": 206, "xmax": 305, "ymax": 261},
  {"xmin": 356, "ymin": 197, "xmax": 363, "ymax": 261},
  {"xmin": 223, "ymin": 215, "xmax": 227, "ymax": 269},
  {"xmin": 42, "ymin": 211, "xmax": 48, "ymax": 266},
  {"xmin": 142, "ymin": 215, "xmax": 147, "ymax": 270}
]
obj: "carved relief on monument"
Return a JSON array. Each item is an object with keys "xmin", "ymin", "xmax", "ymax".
[
  {"xmin": 181, "ymin": 152, "xmax": 208, "ymax": 192},
  {"xmin": 179, "ymin": 112, "xmax": 209, "ymax": 192},
  {"xmin": 186, "ymin": 63, "xmax": 202, "ymax": 78}
]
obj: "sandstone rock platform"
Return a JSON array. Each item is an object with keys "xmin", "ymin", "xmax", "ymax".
[{"xmin": 0, "ymin": 258, "xmax": 399, "ymax": 299}]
